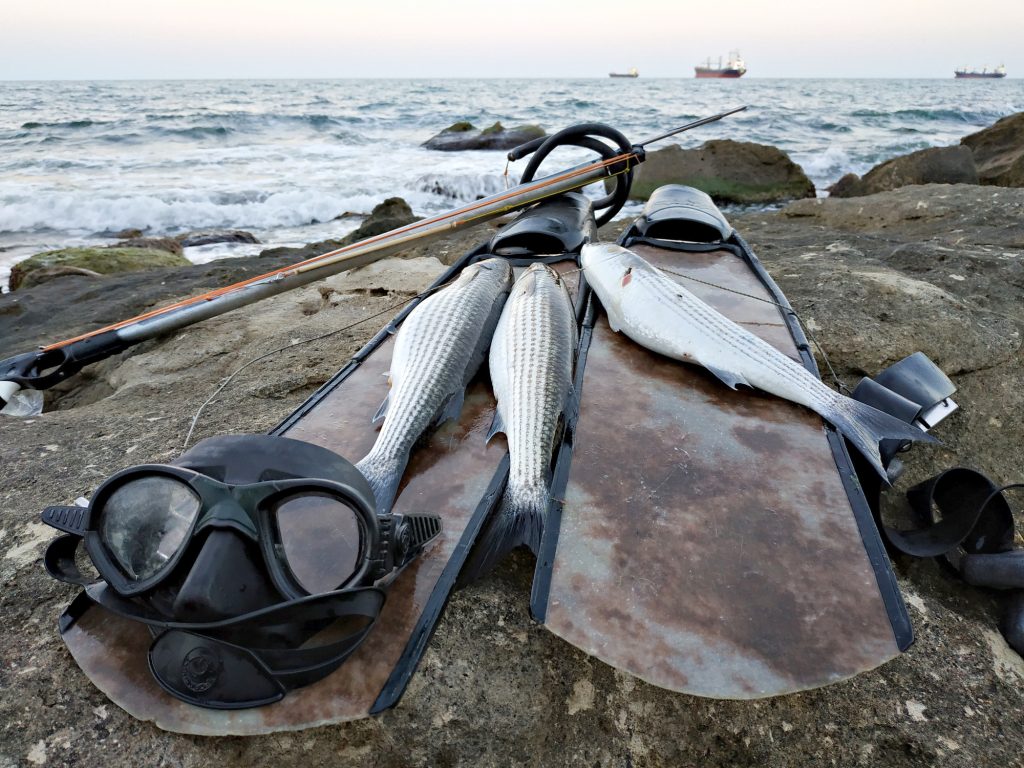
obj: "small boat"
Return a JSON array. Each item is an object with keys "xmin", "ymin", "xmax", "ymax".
[
  {"xmin": 609, "ymin": 67, "xmax": 639, "ymax": 78},
  {"xmin": 954, "ymin": 64, "xmax": 1007, "ymax": 79},
  {"xmin": 695, "ymin": 51, "xmax": 746, "ymax": 78}
]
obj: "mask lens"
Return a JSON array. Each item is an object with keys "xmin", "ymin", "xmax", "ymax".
[
  {"xmin": 100, "ymin": 475, "xmax": 201, "ymax": 581},
  {"xmin": 274, "ymin": 493, "xmax": 363, "ymax": 594}
]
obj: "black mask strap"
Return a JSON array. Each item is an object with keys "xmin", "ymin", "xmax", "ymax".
[{"xmin": 67, "ymin": 582, "xmax": 385, "ymax": 709}]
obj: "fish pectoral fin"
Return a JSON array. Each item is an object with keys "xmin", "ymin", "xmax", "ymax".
[
  {"xmin": 435, "ymin": 389, "xmax": 466, "ymax": 427},
  {"xmin": 371, "ymin": 393, "xmax": 391, "ymax": 425},
  {"xmin": 485, "ymin": 409, "xmax": 505, "ymax": 443},
  {"xmin": 702, "ymin": 363, "xmax": 750, "ymax": 391}
]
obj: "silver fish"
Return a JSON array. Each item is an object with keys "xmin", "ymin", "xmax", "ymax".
[
  {"xmin": 465, "ymin": 263, "xmax": 578, "ymax": 580},
  {"xmin": 580, "ymin": 243, "xmax": 934, "ymax": 478},
  {"xmin": 356, "ymin": 258, "xmax": 513, "ymax": 512}
]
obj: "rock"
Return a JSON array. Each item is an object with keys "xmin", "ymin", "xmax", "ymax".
[
  {"xmin": 262, "ymin": 198, "xmax": 423, "ymax": 261},
  {"xmin": 174, "ymin": 229, "xmax": 260, "ymax": 247},
  {"xmin": 8, "ymin": 246, "xmax": 190, "ymax": 290},
  {"xmin": 3, "ymin": 191, "xmax": 1024, "ymax": 765},
  {"xmin": 829, "ymin": 145, "xmax": 978, "ymax": 197},
  {"xmin": 628, "ymin": 140, "xmax": 816, "ymax": 203},
  {"xmin": 961, "ymin": 112, "xmax": 1024, "ymax": 187},
  {"xmin": 17, "ymin": 265, "xmax": 102, "ymax": 289},
  {"xmin": 781, "ymin": 183, "xmax": 1024, "ymax": 245},
  {"xmin": 828, "ymin": 172, "xmax": 862, "ymax": 198},
  {"xmin": 116, "ymin": 236, "xmax": 183, "ymax": 255},
  {"xmin": 423, "ymin": 121, "xmax": 546, "ymax": 151},
  {"xmin": 339, "ymin": 196, "xmax": 419, "ymax": 245},
  {"xmin": 112, "ymin": 228, "xmax": 144, "ymax": 239},
  {"xmin": 323, "ymin": 255, "xmax": 446, "ymax": 296}
]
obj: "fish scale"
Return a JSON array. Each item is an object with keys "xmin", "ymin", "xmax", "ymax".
[
  {"xmin": 462, "ymin": 263, "xmax": 577, "ymax": 580},
  {"xmin": 581, "ymin": 243, "xmax": 935, "ymax": 479},
  {"xmin": 355, "ymin": 258, "xmax": 513, "ymax": 513},
  {"xmin": 637, "ymin": 267, "xmax": 829, "ymax": 408}
]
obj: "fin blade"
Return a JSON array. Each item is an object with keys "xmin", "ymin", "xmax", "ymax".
[
  {"xmin": 460, "ymin": 489, "xmax": 545, "ymax": 583},
  {"xmin": 827, "ymin": 396, "xmax": 939, "ymax": 482}
]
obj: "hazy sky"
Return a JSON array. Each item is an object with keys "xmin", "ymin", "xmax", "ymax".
[{"xmin": 2, "ymin": 0, "xmax": 1021, "ymax": 79}]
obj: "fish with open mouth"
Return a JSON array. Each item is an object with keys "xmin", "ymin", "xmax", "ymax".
[
  {"xmin": 463, "ymin": 263, "xmax": 578, "ymax": 580},
  {"xmin": 355, "ymin": 257, "xmax": 513, "ymax": 513},
  {"xmin": 580, "ymin": 242, "xmax": 935, "ymax": 478}
]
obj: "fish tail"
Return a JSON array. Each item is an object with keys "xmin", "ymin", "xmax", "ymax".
[
  {"xmin": 826, "ymin": 394, "xmax": 939, "ymax": 482},
  {"xmin": 461, "ymin": 486, "xmax": 546, "ymax": 584},
  {"xmin": 354, "ymin": 453, "xmax": 407, "ymax": 514}
]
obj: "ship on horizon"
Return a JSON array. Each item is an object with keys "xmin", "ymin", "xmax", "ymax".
[
  {"xmin": 695, "ymin": 51, "xmax": 746, "ymax": 79},
  {"xmin": 954, "ymin": 64, "xmax": 1007, "ymax": 79},
  {"xmin": 609, "ymin": 67, "xmax": 639, "ymax": 78}
]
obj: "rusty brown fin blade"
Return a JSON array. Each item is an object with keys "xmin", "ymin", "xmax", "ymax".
[{"xmin": 536, "ymin": 239, "xmax": 907, "ymax": 699}]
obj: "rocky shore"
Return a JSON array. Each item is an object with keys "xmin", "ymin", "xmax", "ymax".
[{"xmin": 2, "ymin": 119, "xmax": 1024, "ymax": 766}]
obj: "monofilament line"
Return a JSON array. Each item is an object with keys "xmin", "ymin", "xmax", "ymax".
[{"xmin": 183, "ymin": 282, "xmax": 447, "ymax": 449}]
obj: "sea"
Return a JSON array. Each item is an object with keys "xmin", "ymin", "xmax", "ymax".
[{"xmin": 2, "ymin": 78, "xmax": 1022, "ymax": 290}]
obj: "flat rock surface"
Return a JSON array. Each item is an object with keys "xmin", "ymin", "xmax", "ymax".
[{"xmin": 2, "ymin": 186, "xmax": 1024, "ymax": 766}]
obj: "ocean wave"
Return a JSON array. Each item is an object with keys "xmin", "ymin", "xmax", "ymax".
[
  {"xmin": 415, "ymin": 172, "xmax": 511, "ymax": 202},
  {"xmin": 848, "ymin": 107, "xmax": 1000, "ymax": 123},
  {"xmin": 791, "ymin": 144, "xmax": 855, "ymax": 179},
  {"xmin": 20, "ymin": 119, "xmax": 107, "ymax": 130},
  {"xmin": 0, "ymin": 189, "xmax": 372, "ymax": 236}
]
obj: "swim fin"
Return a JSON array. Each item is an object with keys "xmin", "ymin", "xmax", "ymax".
[
  {"xmin": 531, "ymin": 185, "xmax": 922, "ymax": 699},
  {"xmin": 54, "ymin": 192, "xmax": 597, "ymax": 735}
]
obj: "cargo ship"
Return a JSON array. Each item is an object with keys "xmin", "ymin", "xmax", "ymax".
[
  {"xmin": 609, "ymin": 67, "xmax": 639, "ymax": 78},
  {"xmin": 695, "ymin": 51, "xmax": 746, "ymax": 79},
  {"xmin": 954, "ymin": 65, "xmax": 1007, "ymax": 79}
]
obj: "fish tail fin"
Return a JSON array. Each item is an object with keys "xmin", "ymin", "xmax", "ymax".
[
  {"xmin": 354, "ymin": 453, "xmax": 407, "ymax": 514},
  {"xmin": 826, "ymin": 395, "xmax": 939, "ymax": 482},
  {"xmin": 461, "ymin": 486, "xmax": 546, "ymax": 584}
]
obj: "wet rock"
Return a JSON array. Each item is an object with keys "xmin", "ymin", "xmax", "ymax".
[
  {"xmin": 112, "ymin": 228, "xmax": 144, "ymax": 239},
  {"xmin": 423, "ymin": 121, "xmax": 546, "ymax": 151},
  {"xmin": 961, "ymin": 112, "xmax": 1024, "ymax": 187},
  {"xmin": 175, "ymin": 229, "xmax": 260, "ymax": 247},
  {"xmin": 18, "ymin": 265, "xmax": 102, "ymax": 289},
  {"xmin": 339, "ymin": 196, "xmax": 419, "ymax": 245},
  {"xmin": 117, "ymin": 236, "xmax": 183, "ymax": 255},
  {"xmin": 629, "ymin": 140, "xmax": 816, "ymax": 203},
  {"xmin": 829, "ymin": 145, "xmax": 978, "ymax": 198},
  {"xmin": 8, "ymin": 246, "xmax": 190, "ymax": 290}
]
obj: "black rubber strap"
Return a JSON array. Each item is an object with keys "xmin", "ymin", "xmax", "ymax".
[
  {"xmin": 885, "ymin": 468, "xmax": 1024, "ymax": 654},
  {"xmin": 889, "ymin": 468, "xmax": 1017, "ymax": 559}
]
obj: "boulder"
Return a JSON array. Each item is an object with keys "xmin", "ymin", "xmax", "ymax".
[
  {"xmin": 174, "ymin": 229, "xmax": 260, "ymax": 247},
  {"xmin": 339, "ymin": 196, "xmax": 419, "ymax": 245},
  {"xmin": 628, "ymin": 140, "xmax": 816, "ymax": 203},
  {"xmin": 829, "ymin": 145, "xmax": 978, "ymax": 198},
  {"xmin": 117, "ymin": 236, "xmax": 183, "ymax": 255},
  {"xmin": 8, "ymin": 246, "xmax": 190, "ymax": 290},
  {"xmin": 423, "ymin": 121, "xmax": 545, "ymax": 151},
  {"xmin": 961, "ymin": 112, "xmax": 1024, "ymax": 187}
]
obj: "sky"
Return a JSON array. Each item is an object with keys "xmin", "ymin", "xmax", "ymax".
[{"xmin": 1, "ymin": 0, "xmax": 1021, "ymax": 79}]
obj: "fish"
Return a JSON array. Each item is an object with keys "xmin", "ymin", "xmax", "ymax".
[
  {"xmin": 463, "ymin": 263, "xmax": 578, "ymax": 580},
  {"xmin": 580, "ymin": 243, "xmax": 935, "ymax": 479},
  {"xmin": 355, "ymin": 257, "xmax": 513, "ymax": 513}
]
